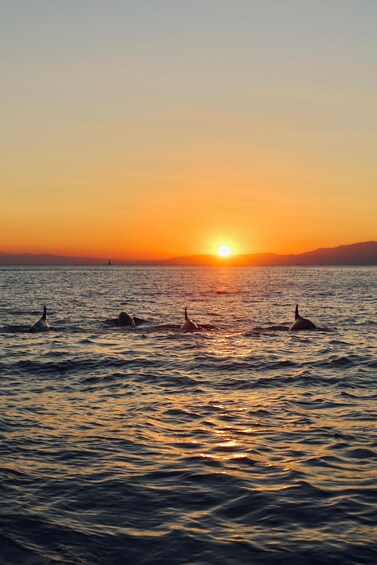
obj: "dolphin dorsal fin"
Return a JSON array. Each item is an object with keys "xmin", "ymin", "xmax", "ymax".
[
  {"xmin": 42, "ymin": 305, "xmax": 47, "ymax": 320},
  {"xmin": 295, "ymin": 304, "xmax": 299, "ymax": 319},
  {"xmin": 184, "ymin": 307, "xmax": 188, "ymax": 320}
]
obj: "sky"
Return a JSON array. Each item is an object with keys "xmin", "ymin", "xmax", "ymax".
[{"xmin": 1, "ymin": 0, "xmax": 376, "ymax": 259}]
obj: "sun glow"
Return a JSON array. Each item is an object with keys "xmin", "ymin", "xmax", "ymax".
[{"xmin": 217, "ymin": 245, "xmax": 231, "ymax": 257}]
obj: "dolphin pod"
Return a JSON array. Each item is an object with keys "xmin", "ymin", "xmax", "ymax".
[
  {"xmin": 29, "ymin": 305, "xmax": 50, "ymax": 332},
  {"xmin": 26, "ymin": 304, "xmax": 318, "ymax": 333},
  {"xmin": 289, "ymin": 304, "xmax": 316, "ymax": 331}
]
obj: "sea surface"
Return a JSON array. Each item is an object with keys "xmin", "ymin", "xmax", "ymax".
[{"xmin": 0, "ymin": 265, "xmax": 376, "ymax": 565}]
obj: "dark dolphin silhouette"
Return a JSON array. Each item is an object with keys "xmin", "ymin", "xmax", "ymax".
[
  {"xmin": 289, "ymin": 304, "xmax": 316, "ymax": 331},
  {"xmin": 29, "ymin": 305, "xmax": 50, "ymax": 332},
  {"xmin": 180, "ymin": 307, "xmax": 199, "ymax": 332},
  {"xmin": 117, "ymin": 311, "xmax": 136, "ymax": 327}
]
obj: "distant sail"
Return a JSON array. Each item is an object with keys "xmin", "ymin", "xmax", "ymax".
[{"xmin": 108, "ymin": 259, "xmax": 112, "ymax": 265}]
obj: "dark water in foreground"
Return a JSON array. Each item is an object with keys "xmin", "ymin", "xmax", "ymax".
[{"xmin": 0, "ymin": 266, "xmax": 376, "ymax": 565}]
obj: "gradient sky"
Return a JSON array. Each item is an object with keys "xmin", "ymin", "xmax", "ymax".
[{"xmin": 1, "ymin": 0, "xmax": 376, "ymax": 259}]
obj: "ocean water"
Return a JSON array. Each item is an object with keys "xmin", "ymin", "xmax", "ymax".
[{"xmin": 0, "ymin": 265, "xmax": 376, "ymax": 565}]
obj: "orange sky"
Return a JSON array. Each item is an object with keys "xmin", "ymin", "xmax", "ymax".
[{"xmin": 1, "ymin": 2, "xmax": 376, "ymax": 260}]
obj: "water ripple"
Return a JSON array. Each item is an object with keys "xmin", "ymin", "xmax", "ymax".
[{"xmin": 0, "ymin": 265, "xmax": 376, "ymax": 564}]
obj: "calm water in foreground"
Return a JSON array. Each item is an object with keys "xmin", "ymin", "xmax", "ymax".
[{"xmin": 0, "ymin": 266, "xmax": 376, "ymax": 565}]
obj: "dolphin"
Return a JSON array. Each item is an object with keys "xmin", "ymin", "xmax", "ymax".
[
  {"xmin": 180, "ymin": 307, "xmax": 199, "ymax": 332},
  {"xmin": 289, "ymin": 304, "xmax": 316, "ymax": 331},
  {"xmin": 29, "ymin": 305, "xmax": 50, "ymax": 332},
  {"xmin": 117, "ymin": 311, "xmax": 136, "ymax": 327}
]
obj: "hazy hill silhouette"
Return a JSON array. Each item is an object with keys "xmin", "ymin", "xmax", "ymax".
[
  {"xmin": 0, "ymin": 241, "xmax": 376, "ymax": 266},
  {"xmin": 165, "ymin": 241, "xmax": 377, "ymax": 266}
]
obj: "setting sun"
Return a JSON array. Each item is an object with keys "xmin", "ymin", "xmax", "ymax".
[{"xmin": 217, "ymin": 245, "xmax": 231, "ymax": 257}]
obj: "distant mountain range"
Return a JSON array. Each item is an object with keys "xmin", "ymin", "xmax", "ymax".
[
  {"xmin": 165, "ymin": 241, "xmax": 377, "ymax": 266},
  {"xmin": 1, "ymin": 241, "xmax": 376, "ymax": 266}
]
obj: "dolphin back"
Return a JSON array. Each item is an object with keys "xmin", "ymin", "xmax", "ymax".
[
  {"xmin": 180, "ymin": 307, "xmax": 199, "ymax": 332},
  {"xmin": 29, "ymin": 305, "xmax": 50, "ymax": 332},
  {"xmin": 117, "ymin": 312, "xmax": 136, "ymax": 327},
  {"xmin": 289, "ymin": 304, "xmax": 316, "ymax": 330}
]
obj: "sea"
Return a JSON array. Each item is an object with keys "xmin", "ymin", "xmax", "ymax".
[{"xmin": 0, "ymin": 265, "xmax": 376, "ymax": 565}]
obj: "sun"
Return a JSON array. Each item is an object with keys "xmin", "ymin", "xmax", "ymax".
[{"xmin": 217, "ymin": 244, "xmax": 231, "ymax": 257}]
